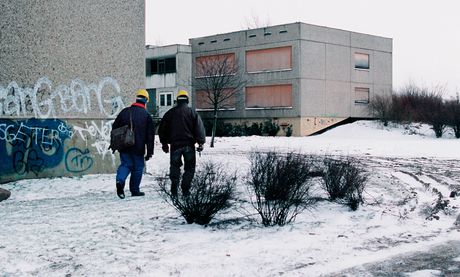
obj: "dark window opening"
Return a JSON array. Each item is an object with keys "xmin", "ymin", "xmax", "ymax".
[
  {"xmin": 223, "ymin": 38, "xmax": 231, "ymax": 41},
  {"xmin": 150, "ymin": 57, "xmax": 176, "ymax": 75},
  {"xmin": 210, "ymin": 40, "xmax": 217, "ymax": 43}
]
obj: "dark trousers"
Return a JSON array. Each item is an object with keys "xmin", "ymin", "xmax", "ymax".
[
  {"xmin": 116, "ymin": 152, "xmax": 145, "ymax": 193},
  {"xmin": 170, "ymin": 146, "xmax": 196, "ymax": 195}
]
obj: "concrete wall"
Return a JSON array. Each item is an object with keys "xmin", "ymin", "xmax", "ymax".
[
  {"xmin": 300, "ymin": 23, "xmax": 393, "ymax": 119},
  {"xmin": 0, "ymin": 0, "xmax": 145, "ymax": 183}
]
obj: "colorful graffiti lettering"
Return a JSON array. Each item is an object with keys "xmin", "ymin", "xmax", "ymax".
[
  {"xmin": 0, "ymin": 119, "xmax": 72, "ymax": 176},
  {"xmin": 0, "ymin": 77, "xmax": 124, "ymax": 119}
]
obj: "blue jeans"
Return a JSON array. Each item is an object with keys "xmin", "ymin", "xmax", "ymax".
[
  {"xmin": 116, "ymin": 152, "xmax": 145, "ymax": 193},
  {"xmin": 170, "ymin": 146, "xmax": 196, "ymax": 195}
]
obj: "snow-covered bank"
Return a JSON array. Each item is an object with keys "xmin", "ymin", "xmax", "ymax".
[{"xmin": 1, "ymin": 121, "xmax": 459, "ymax": 276}]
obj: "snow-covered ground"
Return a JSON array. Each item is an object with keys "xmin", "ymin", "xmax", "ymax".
[{"xmin": 1, "ymin": 121, "xmax": 459, "ymax": 276}]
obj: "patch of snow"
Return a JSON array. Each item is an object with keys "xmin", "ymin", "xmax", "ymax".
[{"xmin": 403, "ymin": 269, "xmax": 443, "ymax": 277}]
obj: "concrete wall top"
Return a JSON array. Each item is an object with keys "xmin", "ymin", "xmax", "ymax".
[
  {"xmin": 351, "ymin": 32, "xmax": 392, "ymax": 53},
  {"xmin": 145, "ymin": 44, "xmax": 191, "ymax": 59},
  {"xmin": 300, "ymin": 22, "xmax": 392, "ymax": 53},
  {"xmin": 0, "ymin": 0, "xmax": 145, "ymax": 119},
  {"xmin": 190, "ymin": 23, "xmax": 300, "ymax": 53}
]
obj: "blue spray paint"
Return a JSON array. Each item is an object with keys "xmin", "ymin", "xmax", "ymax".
[{"xmin": 0, "ymin": 119, "xmax": 72, "ymax": 176}]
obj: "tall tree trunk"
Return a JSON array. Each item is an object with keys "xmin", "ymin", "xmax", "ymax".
[{"xmin": 211, "ymin": 110, "xmax": 218, "ymax": 147}]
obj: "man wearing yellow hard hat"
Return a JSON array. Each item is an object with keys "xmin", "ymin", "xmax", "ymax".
[
  {"xmin": 111, "ymin": 89, "xmax": 155, "ymax": 199},
  {"xmin": 158, "ymin": 89, "xmax": 206, "ymax": 197}
]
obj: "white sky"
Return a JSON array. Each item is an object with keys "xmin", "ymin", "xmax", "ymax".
[{"xmin": 145, "ymin": 0, "xmax": 460, "ymax": 96}]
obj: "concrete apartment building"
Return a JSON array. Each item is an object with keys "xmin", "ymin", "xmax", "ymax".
[
  {"xmin": 145, "ymin": 44, "xmax": 192, "ymax": 118},
  {"xmin": 190, "ymin": 22, "xmax": 392, "ymax": 136}
]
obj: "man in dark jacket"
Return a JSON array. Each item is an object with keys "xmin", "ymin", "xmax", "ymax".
[
  {"xmin": 112, "ymin": 89, "xmax": 155, "ymax": 199},
  {"xmin": 158, "ymin": 90, "xmax": 206, "ymax": 197}
]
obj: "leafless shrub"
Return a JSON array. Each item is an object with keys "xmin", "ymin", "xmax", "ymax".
[
  {"xmin": 321, "ymin": 156, "xmax": 368, "ymax": 210},
  {"xmin": 370, "ymin": 94, "xmax": 392, "ymax": 126},
  {"xmin": 246, "ymin": 151, "xmax": 316, "ymax": 226},
  {"xmin": 445, "ymin": 94, "xmax": 460, "ymax": 138},
  {"xmin": 157, "ymin": 162, "xmax": 236, "ymax": 225},
  {"xmin": 391, "ymin": 84, "xmax": 448, "ymax": 137}
]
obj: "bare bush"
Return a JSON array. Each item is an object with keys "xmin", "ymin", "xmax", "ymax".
[
  {"xmin": 391, "ymin": 84, "xmax": 448, "ymax": 137},
  {"xmin": 446, "ymin": 94, "xmax": 460, "ymax": 138},
  {"xmin": 370, "ymin": 94, "xmax": 392, "ymax": 126},
  {"xmin": 246, "ymin": 152, "xmax": 316, "ymax": 226},
  {"xmin": 157, "ymin": 162, "xmax": 236, "ymax": 225},
  {"xmin": 321, "ymin": 156, "xmax": 368, "ymax": 210}
]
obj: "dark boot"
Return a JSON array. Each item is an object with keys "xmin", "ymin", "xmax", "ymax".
[
  {"xmin": 170, "ymin": 180, "xmax": 179, "ymax": 198},
  {"xmin": 131, "ymin": 191, "xmax": 145, "ymax": 197},
  {"xmin": 116, "ymin": 182, "xmax": 125, "ymax": 199}
]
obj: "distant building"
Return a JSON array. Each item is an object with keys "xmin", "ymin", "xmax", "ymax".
[
  {"xmin": 145, "ymin": 44, "xmax": 191, "ymax": 118},
  {"xmin": 146, "ymin": 22, "xmax": 392, "ymax": 136}
]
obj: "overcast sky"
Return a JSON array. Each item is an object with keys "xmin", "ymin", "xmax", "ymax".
[{"xmin": 146, "ymin": 0, "xmax": 460, "ymax": 96}]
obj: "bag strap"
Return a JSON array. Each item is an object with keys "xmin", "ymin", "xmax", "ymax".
[{"xmin": 129, "ymin": 107, "xmax": 133, "ymax": 131}]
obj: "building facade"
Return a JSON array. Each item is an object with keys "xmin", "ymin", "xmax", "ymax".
[
  {"xmin": 190, "ymin": 22, "xmax": 392, "ymax": 136},
  {"xmin": 0, "ymin": 0, "xmax": 145, "ymax": 183},
  {"xmin": 145, "ymin": 44, "xmax": 192, "ymax": 118}
]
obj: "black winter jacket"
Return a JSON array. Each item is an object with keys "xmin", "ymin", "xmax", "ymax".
[
  {"xmin": 112, "ymin": 104, "xmax": 155, "ymax": 157},
  {"xmin": 158, "ymin": 102, "xmax": 206, "ymax": 152}
]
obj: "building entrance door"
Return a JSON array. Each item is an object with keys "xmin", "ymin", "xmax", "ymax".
[{"xmin": 158, "ymin": 91, "xmax": 173, "ymax": 117}]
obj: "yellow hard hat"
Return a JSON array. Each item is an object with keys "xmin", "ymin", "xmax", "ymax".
[
  {"xmin": 177, "ymin": 90, "xmax": 189, "ymax": 100},
  {"xmin": 136, "ymin": 89, "xmax": 149, "ymax": 103}
]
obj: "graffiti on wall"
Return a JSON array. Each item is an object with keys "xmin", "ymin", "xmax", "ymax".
[
  {"xmin": 0, "ymin": 119, "xmax": 73, "ymax": 176},
  {"xmin": 0, "ymin": 77, "xmax": 124, "ymax": 181},
  {"xmin": 0, "ymin": 118, "xmax": 116, "ymax": 177},
  {"xmin": 72, "ymin": 120, "xmax": 116, "ymax": 165},
  {"xmin": 0, "ymin": 77, "xmax": 124, "ymax": 119}
]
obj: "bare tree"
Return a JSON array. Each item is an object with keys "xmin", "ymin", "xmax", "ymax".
[
  {"xmin": 194, "ymin": 54, "xmax": 246, "ymax": 147},
  {"xmin": 446, "ymin": 93, "xmax": 460, "ymax": 138},
  {"xmin": 243, "ymin": 11, "xmax": 271, "ymax": 30}
]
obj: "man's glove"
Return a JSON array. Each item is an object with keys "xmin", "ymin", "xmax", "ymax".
[
  {"xmin": 162, "ymin": 144, "xmax": 169, "ymax": 153},
  {"xmin": 196, "ymin": 144, "xmax": 204, "ymax": 153},
  {"xmin": 145, "ymin": 154, "xmax": 152, "ymax": 161}
]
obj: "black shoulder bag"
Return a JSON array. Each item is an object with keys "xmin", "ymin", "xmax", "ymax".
[{"xmin": 110, "ymin": 108, "xmax": 135, "ymax": 152}]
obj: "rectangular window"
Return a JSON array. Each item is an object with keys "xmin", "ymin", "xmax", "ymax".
[
  {"xmin": 159, "ymin": 92, "xmax": 173, "ymax": 107},
  {"xmin": 151, "ymin": 57, "xmax": 176, "ymax": 74},
  {"xmin": 246, "ymin": 84, "xmax": 292, "ymax": 108},
  {"xmin": 166, "ymin": 94, "xmax": 172, "ymax": 106},
  {"xmin": 196, "ymin": 89, "xmax": 236, "ymax": 110},
  {"xmin": 246, "ymin": 46, "xmax": 292, "ymax": 73},
  {"xmin": 195, "ymin": 53, "xmax": 236, "ymax": 77},
  {"xmin": 354, "ymin": 87, "xmax": 370, "ymax": 104},
  {"xmin": 355, "ymin": 53, "xmax": 370, "ymax": 69}
]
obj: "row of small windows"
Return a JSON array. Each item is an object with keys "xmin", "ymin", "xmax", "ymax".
[{"xmin": 197, "ymin": 30, "xmax": 288, "ymax": 45}]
